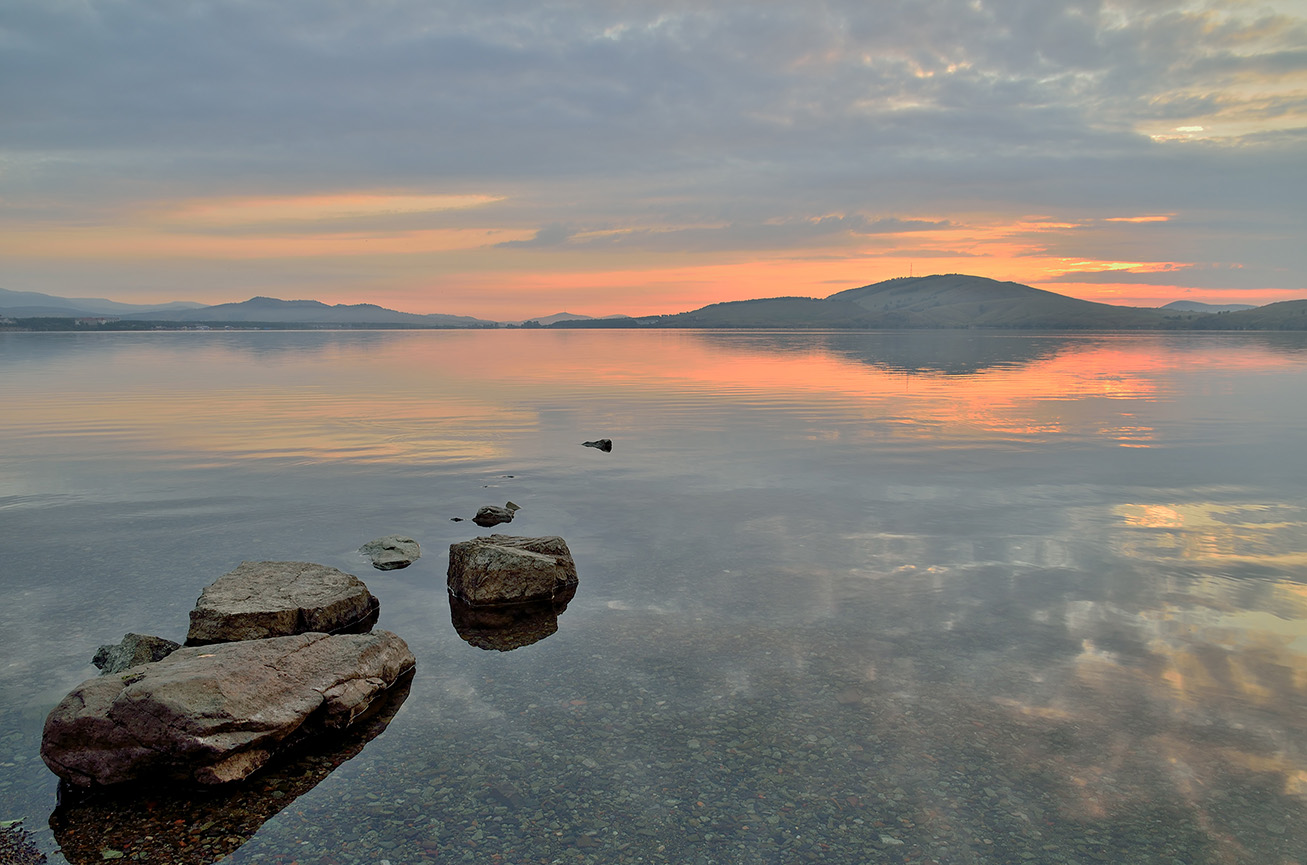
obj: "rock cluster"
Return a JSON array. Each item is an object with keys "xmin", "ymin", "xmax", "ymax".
[
  {"xmin": 42, "ymin": 521, "xmax": 580, "ymax": 791},
  {"xmin": 42, "ymin": 559, "xmax": 411, "ymax": 790}
]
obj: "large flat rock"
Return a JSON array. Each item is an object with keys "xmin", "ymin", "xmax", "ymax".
[
  {"xmin": 41, "ymin": 630, "xmax": 416, "ymax": 788},
  {"xmin": 447, "ymin": 535, "xmax": 578, "ymax": 606},
  {"xmin": 187, "ymin": 561, "xmax": 380, "ymax": 645}
]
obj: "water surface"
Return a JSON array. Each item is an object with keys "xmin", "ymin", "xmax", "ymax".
[{"xmin": 1, "ymin": 329, "xmax": 1305, "ymax": 864}]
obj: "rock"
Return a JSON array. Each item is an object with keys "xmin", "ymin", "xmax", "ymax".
[
  {"xmin": 41, "ymin": 630, "xmax": 416, "ymax": 788},
  {"xmin": 472, "ymin": 501, "xmax": 521, "ymax": 528},
  {"xmin": 582, "ymin": 438, "xmax": 613, "ymax": 452},
  {"xmin": 48, "ymin": 671, "xmax": 412, "ymax": 864},
  {"xmin": 359, "ymin": 535, "xmax": 421, "ymax": 570},
  {"xmin": 449, "ymin": 584, "xmax": 576, "ymax": 651},
  {"xmin": 186, "ymin": 561, "xmax": 380, "ymax": 646},
  {"xmin": 447, "ymin": 535, "xmax": 578, "ymax": 606},
  {"xmin": 91, "ymin": 634, "xmax": 181, "ymax": 675}
]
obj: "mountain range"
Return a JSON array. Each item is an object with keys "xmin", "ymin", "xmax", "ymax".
[{"xmin": 3, "ymin": 275, "xmax": 1304, "ymax": 330}]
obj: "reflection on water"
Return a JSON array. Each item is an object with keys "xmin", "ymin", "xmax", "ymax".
[
  {"xmin": 449, "ymin": 587, "xmax": 577, "ymax": 652},
  {"xmin": 47, "ymin": 672, "xmax": 411, "ymax": 865},
  {"xmin": 1, "ymin": 329, "xmax": 1306, "ymax": 864}
]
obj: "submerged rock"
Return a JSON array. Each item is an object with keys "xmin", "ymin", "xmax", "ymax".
[
  {"xmin": 186, "ymin": 561, "xmax": 380, "ymax": 646},
  {"xmin": 92, "ymin": 633, "xmax": 180, "ymax": 675},
  {"xmin": 359, "ymin": 535, "xmax": 421, "ymax": 570},
  {"xmin": 447, "ymin": 534, "xmax": 578, "ymax": 606},
  {"xmin": 582, "ymin": 438, "xmax": 613, "ymax": 452},
  {"xmin": 473, "ymin": 502, "xmax": 521, "ymax": 528},
  {"xmin": 41, "ymin": 630, "xmax": 416, "ymax": 788}
]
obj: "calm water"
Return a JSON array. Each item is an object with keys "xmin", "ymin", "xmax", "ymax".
[{"xmin": 1, "ymin": 329, "xmax": 1306, "ymax": 865}]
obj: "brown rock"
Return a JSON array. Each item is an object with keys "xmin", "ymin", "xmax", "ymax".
[
  {"xmin": 41, "ymin": 630, "xmax": 415, "ymax": 788},
  {"xmin": 48, "ymin": 670, "xmax": 411, "ymax": 864},
  {"xmin": 447, "ymin": 535, "xmax": 578, "ymax": 606},
  {"xmin": 186, "ymin": 561, "xmax": 379, "ymax": 645}
]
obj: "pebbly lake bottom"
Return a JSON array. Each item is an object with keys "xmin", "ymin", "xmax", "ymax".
[{"xmin": 1, "ymin": 329, "xmax": 1306, "ymax": 864}]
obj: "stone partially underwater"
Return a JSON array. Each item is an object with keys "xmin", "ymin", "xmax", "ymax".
[
  {"xmin": 359, "ymin": 534, "xmax": 421, "ymax": 570},
  {"xmin": 447, "ymin": 535, "xmax": 578, "ymax": 606},
  {"xmin": 41, "ymin": 630, "xmax": 415, "ymax": 788},
  {"xmin": 473, "ymin": 502, "xmax": 521, "ymax": 528},
  {"xmin": 186, "ymin": 561, "xmax": 380, "ymax": 645},
  {"xmin": 48, "ymin": 670, "xmax": 413, "ymax": 865},
  {"xmin": 42, "ymin": 560, "xmax": 411, "ymax": 792}
]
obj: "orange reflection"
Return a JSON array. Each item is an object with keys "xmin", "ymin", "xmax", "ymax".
[
  {"xmin": 6, "ymin": 330, "xmax": 1303, "ymax": 468},
  {"xmin": 1116, "ymin": 502, "xmax": 1307, "ymax": 567}
]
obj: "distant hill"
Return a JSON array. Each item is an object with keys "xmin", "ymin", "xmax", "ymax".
[
  {"xmin": 510, "ymin": 312, "xmax": 633, "ymax": 326},
  {"xmin": 0, "ymin": 286, "xmax": 205, "ymax": 318},
  {"xmin": 116, "ymin": 296, "xmax": 497, "ymax": 327},
  {"xmin": 1181, "ymin": 299, "xmax": 1307, "ymax": 330},
  {"xmin": 646, "ymin": 274, "xmax": 1175, "ymax": 329},
  {"xmin": 1162, "ymin": 300, "xmax": 1257, "ymax": 313}
]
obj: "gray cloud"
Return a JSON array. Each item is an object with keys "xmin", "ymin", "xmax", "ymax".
[
  {"xmin": 495, "ymin": 223, "xmax": 574, "ymax": 248},
  {"xmin": 1044, "ymin": 264, "xmax": 1301, "ymax": 292}
]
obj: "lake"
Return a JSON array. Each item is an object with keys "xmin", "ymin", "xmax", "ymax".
[{"xmin": 1, "ymin": 328, "xmax": 1305, "ymax": 865}]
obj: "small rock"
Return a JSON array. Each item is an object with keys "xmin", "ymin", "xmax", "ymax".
[
  {"xmin": 359, "ymin": 535, "xmax": 421, "ymax": 571},
  {"xmin": 473, "ymin": 502, "xmax": 520, "ymax": 528},
  {"xmin": 92, "ymin": 633, "xmax": 180, "ymax": 675},
  {"xmin": 582, "ymin": 438, "xmax": 613, "ymax": 452}
]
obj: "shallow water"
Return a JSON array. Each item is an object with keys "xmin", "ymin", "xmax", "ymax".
[{"xmin": 1, "ymin": 329, "xmax": 1305, "ymax": 864}]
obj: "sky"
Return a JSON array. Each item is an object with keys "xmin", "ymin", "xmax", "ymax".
[{"xmin": 2, "ymin": 0, "xmax": 1306, "ymax": 319}]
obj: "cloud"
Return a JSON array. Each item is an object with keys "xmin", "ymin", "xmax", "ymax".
[
  {"xmin": 495, "ymin": 223, "xmax": 574, "ymax": 248},
  {"xmin": 1044, "ymin": 264, "xmax": 1300, "ymax": 291},
  {"xmin": 1, "ymin": 0, "xmax": 1304, "ymax": 310}
]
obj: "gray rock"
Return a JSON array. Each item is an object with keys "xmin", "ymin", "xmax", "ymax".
[
  {"xmin": 41, "ymin": 630, "xmax": 416, "ymax": 788},
  {"xmin": 472, "ymin": 501, "xmax": 521, "ymax": 528},
  {"xmin": 92, "ymin": 633, "xmax": 181, "ymax": 675},
  {"xmin": 447, "ymin": 534, "xmax": 578, "ymax": 606},
  {"xmin": 582, "ymin": 438, "xmax": 613, "ymax": 452},
  {"xmin": 359, "ymin": 535, "xmax": 421, "ymax": 570},
  {"xmin": 186, "ymin": 561, "xmax": 380, "ymax": 646}
]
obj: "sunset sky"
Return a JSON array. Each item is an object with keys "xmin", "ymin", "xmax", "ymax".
[{"xmin": 3, "ymin": 0, "xmax": 1306, "ymax": 319}]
